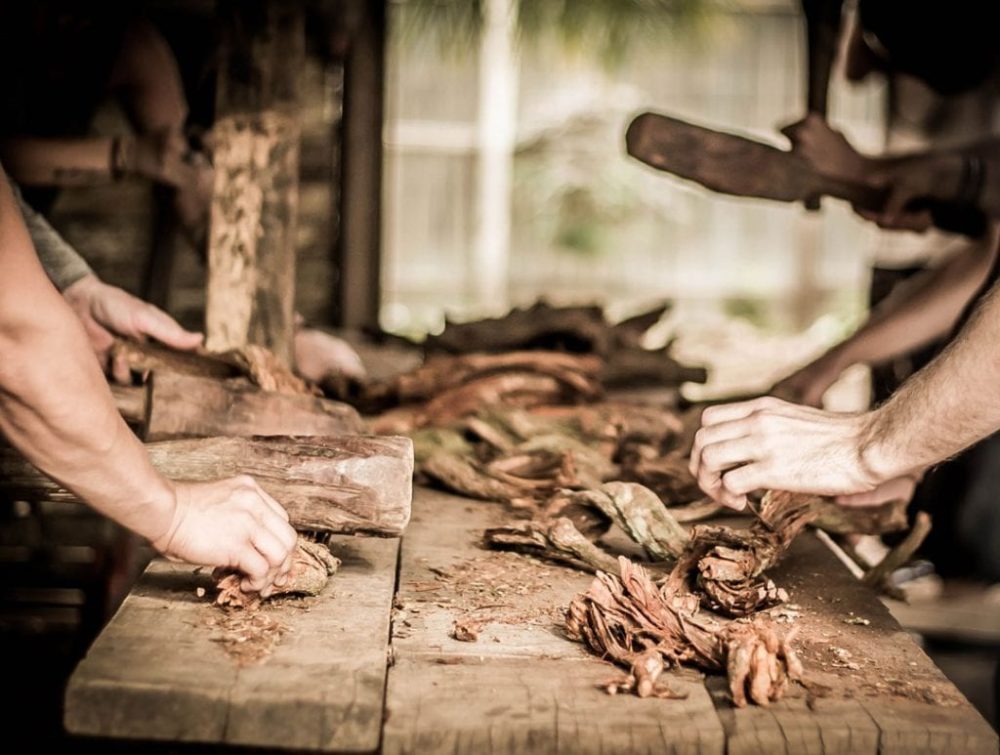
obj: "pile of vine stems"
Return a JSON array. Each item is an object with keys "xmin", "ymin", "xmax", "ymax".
[{"xmin": 335, "ymin": 347, "xmax": 916, "ymax": 708}]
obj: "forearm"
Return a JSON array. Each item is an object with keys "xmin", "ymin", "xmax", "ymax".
[
  {"xmin": 863, "ymin": 274, "xmax": 1000, "ymax": 478},
  {"xmin": 834, "ymin": 233, "xmax": 998, "ymax": 368},
  {"xmin": 0, "ymin": 136, "xmax": 114, "ymax": 186},
  {"xmin": 0, "ymin": 173, "xmax": 175, "ymax": 543}
]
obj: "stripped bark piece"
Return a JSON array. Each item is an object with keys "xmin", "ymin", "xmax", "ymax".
[
  {"xmin": 600, "ymin": 649, "xmax": 689, "ymax": 699},
  {"xmin": 669, "ymin": 491, "xmax": 818, "ymax": 617},
  {"xmin": 567, "ymin": 557, "xmax": 801, "ymax": 707},
  {"xmin": 229, "ymin": 344, "xmax": 316, "ymax": 396},
  {"xmin": 419, "ymin": 372, "xmax": 597, "ymax": 427},
  {"xmin": 410, "ymin": 428, "xmax": 475, "ymax": 466},
  {"xmin": 670, "ymin": 499, "xmax": 725, "ymax": 523},
  {"xmin": 420, "ymin": 453, "xmax": 528, "ymax": 502},
  {"xmin": 812, "ymin": 496, "xmax": 909, "ymax": 535},
  {"xmin": 609, "ymin": 304, "xmax": 672, "ymax": 347},
  {"xmin": 423, "ymin": 302, "xmax": 610, "ymax": 355},
  {"xmin": 485, "ymin": 517, "xmax": 621, "ymax": 574},
  {"xmin": 215, "ymin": 538, "xmax": 340, "ymax": 609},
  {"xmin": 110, "ymin": 339, "xmax": 318, "ymax": 397},
  {"xmin": 600, "ymin": 345, "xmax": 708, "ymax": 388},
  {"xmin": 110, "ymin": 339, "xmax": 241, "ymax": 380},
  {"xmin": 541, "ymin": 489, "xmax": 612, "ymax": 540},
  {"xmin": 618, "ymin": 451, "xmax": 703, "ymax": 506},
  {"xmin": 588, "ymin": 482, "xmax": 690, "ymax": 561}
]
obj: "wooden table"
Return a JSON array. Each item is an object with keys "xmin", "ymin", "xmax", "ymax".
[{"xmin": 65, "ymin": 487, "xmax": 999, "ymax": 753}]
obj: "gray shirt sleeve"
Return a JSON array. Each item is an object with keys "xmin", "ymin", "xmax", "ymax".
[{"xmin": 12, "ymin": 183, "xmax": 94, "ymax": 291}]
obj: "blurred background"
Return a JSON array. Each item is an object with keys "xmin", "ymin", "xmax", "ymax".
[{"xmin": 381, "ymin": 0, "xmax": 887, "ymax": 403}]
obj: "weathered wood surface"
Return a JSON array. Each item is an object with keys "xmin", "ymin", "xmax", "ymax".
[
  {"xmin": 206, "ymin": 0, "xmax": 304, "ymax": 364},
  {"xmin": 65, "ymin": 536, "xmax": 399, "ymax": 751},
  {"xmin": 138, "ymin": 371, "xmax": 363, "ymax": 440},
  {"xmin": 0, "ymin": 435, "xmax": 413, "ymax": 536},
  {"xmin": 383, "ymin": 487, "xmax": 997, "ymax": 755},
  {"xmin": 708, "ymin": 520, "xmax": 997, "ymax": 755},
  {"xmin": 383, "ymin": 487, "xmax": 727, "ymax": 754}
]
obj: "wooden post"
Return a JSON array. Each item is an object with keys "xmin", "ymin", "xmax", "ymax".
[
  {"xmin": 206, "ymin": 0, "xmax": 304, "ymax": 365},
  {"xmin": 472, "ymin": 0, "xmax": 518, "ymax": 310},
  {"xmin": 334, "ymin": 0, "xmax": 386, "ymax": 330}
]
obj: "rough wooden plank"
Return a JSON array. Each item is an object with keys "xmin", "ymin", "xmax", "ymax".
[
  {"xmin": 144, "ymin": 371, "xmax": 364, "ymax": 440},
  {"xmin": 65, "ymin": 535, "xmax": 398, "ymax": 752},
  {"xmin": 383, "ymin": 487, "xmax": 726, "ymax": 754},
  {"xmin": 207, "ymin": 0, "xmax": 304, "ymax": 364},
  {"xmin": 0, "ymin": 435, "xmax": 413, "ymax": 536},
  {"xmin": 384, "ymin": 657, "xmax": 722, "ymax": 755},
  {"xmin": 710, "ymin": 531, "xmax": 998, "ymax": 754}
]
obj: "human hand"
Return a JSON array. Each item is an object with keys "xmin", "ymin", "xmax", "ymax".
[
  {"xmin": 689, "ymin": 396, "xmax": 887, "ymax": 511},
  {"xmin": 152, "ymin": 476, "xmax": 297, "ymax": 596},
  {"xmin": 63, "ymin": 274, "xmax": 203, "ymax": 381},
  {"xmin": 770, "ymin": 352, "xmax": 846, "ymax": 408},
  {"xmin": 294, "ymin": 327, "xmax": 366, "ymax": 383},
  {"xmin": 781, "ymin": 113, "xmax": 872, "ymax": 184},
  {"xmin": 835, "ymin": 473, "xmax": 920, "ymax": 508},
  {"xmin": 128, "ymin": 131, "xmax": 199, "ymax": 188},
  {"xmin": 857, "ymin": 153, "xmax": 965, "ymax": 232}
]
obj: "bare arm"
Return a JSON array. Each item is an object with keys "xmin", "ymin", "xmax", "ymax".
[
  {"xmin": 0, "ymin": 133, "xmax": 194, "ymax": 189},
  {"xmin": 0, "ymin": 167, "xmax": 294, "ymax": 593},
  {"xmin": 775, "ymin": 230, "xmax": 999, "ymax": 405},
  {"xmin": 690, "ymin": 272, "xmax": 1000, "ymax": 508}
]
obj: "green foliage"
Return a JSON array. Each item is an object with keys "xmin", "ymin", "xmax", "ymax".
[{"xmin": 395, "ymin": 0, "xmax": 715, "ymax": 65}]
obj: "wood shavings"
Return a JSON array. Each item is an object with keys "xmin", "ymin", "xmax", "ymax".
[{"xmin": 451, "ymin": 618, "xmax": 483, "ymax": 642}]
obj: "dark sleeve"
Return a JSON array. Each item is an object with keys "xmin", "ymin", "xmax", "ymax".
[{"xmin": 11, "ymin": 181, "xmax": 93, "ymax": 290}]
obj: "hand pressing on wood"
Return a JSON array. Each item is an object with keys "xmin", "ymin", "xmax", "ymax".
[
  {"xmin": 689, "ymin": 396, "xmax": 886, "ymax": 510},
  {"xmin": 63, "ymin": 274, "xmax": 203, "ymax": 382},
  {"xmin": 152, "ymin": 475, "xmax": 297, "ymax": 597}
]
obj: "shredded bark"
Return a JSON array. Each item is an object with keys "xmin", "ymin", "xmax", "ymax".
[
  {"xmin": 229, "ymin": 344, "xmax": 317, "ymax": 396},
  {"xmin": 669, "ymin": 491, "xmax": 818, "ymax": 616},
  {"xmin": 215, "ymin": 538, "xmax": 341, "ymax": 610},
  {"xmin": 566, "ymin": 556, "xmax": 802, "ymax": 707}
]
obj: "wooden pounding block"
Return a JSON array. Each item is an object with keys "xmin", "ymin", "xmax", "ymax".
[
  {"xmin": 0, "ymin": 435, "xmax": 413, "ymax": 537},
  {"xmin": 112, "ymin": 371, "xmax": 364, "ymax": 440},
  {"xmin": 65, "ymin": 536, "xmax": 399, "ymax": 751}
]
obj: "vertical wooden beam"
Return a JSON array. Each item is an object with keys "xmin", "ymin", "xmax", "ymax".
[
  {"xmin": 206, "ymin": 0, "xmax": 304, "ymax": 365},
  {"xmin": 472, "ymin": 0, "xmax": 518, "ymax": 310},
  {"xmin": 334, "ymin": 0, "xmax": 386, "ymax": 330}
]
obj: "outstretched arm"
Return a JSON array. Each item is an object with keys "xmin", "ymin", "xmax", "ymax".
[
  {"xmin": 774, "ymin": 230, "xmax": 999, "ymax": 405},
  {"xmin": 0, "ymin": 167, "xmax": 294, "ymax": 593},
  {"xmin": 691, "ymin": 272, "xmax": 1000, "ymax": 509}
]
